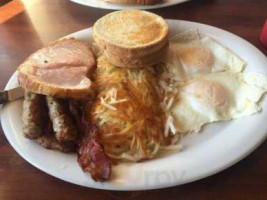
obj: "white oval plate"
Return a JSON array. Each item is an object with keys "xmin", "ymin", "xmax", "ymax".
[
  {"xmin": 1, "ymin": 20, "xmax": 267, "ymax": 191},
  {"xmin": 69, "ymin": 0, "xmax": 189, "ymax": 10}
]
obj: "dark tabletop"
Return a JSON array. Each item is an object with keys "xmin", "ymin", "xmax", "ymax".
[{"xmin": 0, "ymin": 0, "xmax": 267, "ymax": 199}]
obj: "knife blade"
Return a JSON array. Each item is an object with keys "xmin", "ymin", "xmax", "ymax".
[{"xmin": 0, "ymin": 86, "xmax": 25, "ymax": 104}]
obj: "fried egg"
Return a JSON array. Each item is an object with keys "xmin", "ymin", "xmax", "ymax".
[
  {"xmin": 171, "ymin": 72, "xmax": 267, "ymax": 133},
  {"xmin": 163, "ymin": 30, "xmax": 246, "ymax": 82}
]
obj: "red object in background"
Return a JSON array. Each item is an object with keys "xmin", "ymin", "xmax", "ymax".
[{"xmin": 260, "ymin": 20, "xmax": 267, "ymax": 46}]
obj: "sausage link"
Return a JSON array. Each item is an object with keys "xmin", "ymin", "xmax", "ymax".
[
  {"xmin": 36, "ymin": 134, "xmax": 76, "ymax": 153},
  {"xmin": 46, "ymin": 96, "xmax": 77, "ymax": 142},
  {"xmin": 22, "ymin": 92, "xmax": 45, "ymax": 139}
]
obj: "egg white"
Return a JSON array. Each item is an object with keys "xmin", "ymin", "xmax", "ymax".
[
  {"xmin": 160, "ymin": 29, "xmax": 266, "ymax": 135},
  {"xmin": 172, "ymin": 72, "xmax": 267, "ymax": 133},
  {"xmin": 164, "ymin": 30, "xmax": 246, "ymax": 82}
]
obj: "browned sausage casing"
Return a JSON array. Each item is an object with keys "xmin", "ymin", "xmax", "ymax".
[
  {"xmin": 46, "ymin": 96, "xmax": 78, "ymax": 142},
  {"xmin": 36, "ymin": 134, "xmax": 76, "ymax": 153},
  {"xmin": 22, "ymin": 92, "xmax": 45, "ymax": 139}
]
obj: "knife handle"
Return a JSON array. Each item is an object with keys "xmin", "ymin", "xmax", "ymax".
[{"xmin": 0, "ymin": 91, "xmax": 8, "ymax": 104}]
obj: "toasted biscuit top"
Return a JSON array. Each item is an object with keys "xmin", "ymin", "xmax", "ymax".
[{"xmin": 93, "ymin": 10, "xmax": 168, "ymax": 48}]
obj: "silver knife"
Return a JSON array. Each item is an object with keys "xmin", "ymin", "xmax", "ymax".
[{"xmin": 0, "ymin": 86, "xmax": 25, "ymax": 104}]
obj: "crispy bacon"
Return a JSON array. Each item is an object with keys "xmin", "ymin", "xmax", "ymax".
[
  {"xmin": 77, "ymin": 123, "xmax": 111, "ymax": 181},
  {"xmin": 70, "ymin": 100, "xmax": 111, "ymax": 181}
]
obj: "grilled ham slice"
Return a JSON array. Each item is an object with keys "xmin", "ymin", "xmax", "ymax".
[{"xmin": 18, "ymin": 38, "xmax": 96, "ymax": 100}]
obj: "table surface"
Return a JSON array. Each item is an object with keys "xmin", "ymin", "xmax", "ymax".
[{"xmin": 0, "ymin": 0, "xmax": 267, "ymax": 199}]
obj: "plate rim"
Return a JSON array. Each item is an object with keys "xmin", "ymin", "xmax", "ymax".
[
  {"xmin": 69, "ymin": 0, "xmax": 190, "ymax": 10},
  {"xmin": 1, "ymin": 19, "xmax": 267, "ymax": 191}
]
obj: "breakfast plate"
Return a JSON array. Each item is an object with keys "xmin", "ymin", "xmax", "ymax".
[
  {"xmin": 1, "ymin": 19, "xmax": 267, "ymax": 190},
  {"xmin": 69, "ymin": 0, "xmax": 190, "ymax": 10}
]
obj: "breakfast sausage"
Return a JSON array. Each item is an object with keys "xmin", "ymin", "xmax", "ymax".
[
  {"xmin": 36, "ymin": 134, "xmax": 76, "ymax": 153},
  {"xmin": 36, "ymin": 114, "xmax": 76, "ymax": 153},
  {"xmin": 46, "ymin": 96, "xmax": 78, "ymax": 142},
  {"xmin": 22, "ymin": 92, "xmax": 45, "ymax": 139}
]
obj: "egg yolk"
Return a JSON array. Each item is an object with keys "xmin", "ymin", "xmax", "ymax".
[
  {"xmin": 177, "ymin": 46, "xmax": 214, "ymax": 70},
  {"xmin": 183, "ymin": 80, "xmax": 228, "ymax": 108}
]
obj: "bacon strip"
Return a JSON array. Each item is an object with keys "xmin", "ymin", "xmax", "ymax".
[{"xmin": 77, "ymin": 123, "xmax": 111, "ymax": 181}]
